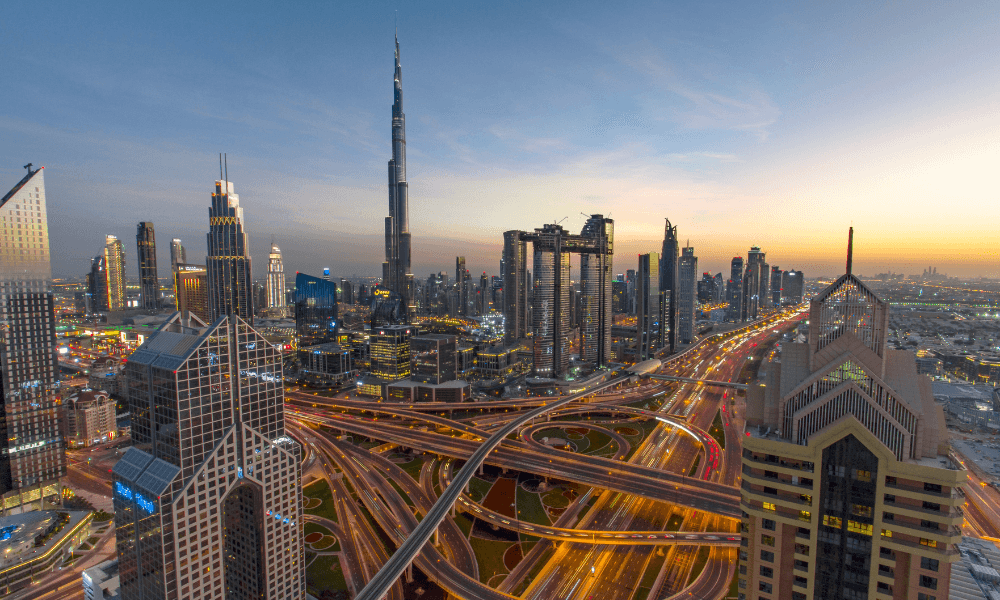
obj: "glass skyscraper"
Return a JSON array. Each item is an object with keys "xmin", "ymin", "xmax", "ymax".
[
  {"xmin": 0, "ymin": 165, "xmax": 65, "ymax": 511},
  {"xmin": 293, "ymin": 272, "xmax": 338, "ymax": 347},
  {"xmin": 113, "ymin": 313, "xmax": 303, "ymax": 599},
  {"xmin": 207, "ymin": 176, "xmax": 253, "ymax": 324},
  {"xmin": 136, "ymin": 222, "xmax": 160, "ymax": 310}
]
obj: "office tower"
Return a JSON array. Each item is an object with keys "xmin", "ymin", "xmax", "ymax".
[
  {"xmin": 742, "ymin": 230, "xmax": 962, "ymax": 600},
  {"xmin": 170, "ymin": 239, "xmax": 186, "ymax": 272},
  {"xmin": 726, "ymin": 256, "xmax": 744, "ymax": 321},
  {"xmin": 612, "ymin": 279, "xmax": 628, "ymax": 313},
  {"xmin": 293, "ymin": 273, "xmax": 338, "ymax": 347},
  {"xmin": 0, "ymin": 165, "xmax": 65, "ymax": 511},
  {"xmin": 322, "ymin": 268, "xmax": 331, "ymax": 282},
  {"xmin": 770, "ymin": 265, "xmax": 782, "ymax": 307},
  {"xmin": 174, "ymin": 264, "xmax": 209, "ymax": 323},
  {"xmin": 626, "ymin": 269, "xmax": 636, "ymax": 314},
  {"xmin": 136, "ymin": 222, "xmax": 160, "ymax": 310},
  {"xmin": 103, "ymin": 235, "xmax": 127, "ymax": 311},
  {"xmin": 783, "ymin": 270, "xmax": 804, "ymax": 304},
  {"xmin": 698, "ymin": 272, "xmax": 715, "ymax": 303},
  {"xmin": 370, "ymin": 325, "xmax": 413, "ymax": 383},
  {"xmin": 265, "ymin": 243, "xmax": 285, "ymax": 312},
  {"xmin": 502, "ymin": 230, "xmax": 529, "ymax": 343},
  {"xmin": 382, "ymin": 35, "xmax": 415, "ymax": 322},
  {"xmin": 579, "ymin": 214, "xmax": 614, "ymax": 368},
  {"xmin": 339, "ymin": 279, "xmax": 354, "ymax": 305},
  {"xmin": 113, "ymin": 313, "xmax": 304, "ymax": 599},
  {"xmin": 206, "ymin": 172, "xmax": 253, "ymax": 324},
  {"xmin": 531, "ymin": 224, "xmax": 571, "ymax": 377},
  {"xmin": 742, "ymin": 246, "xmax": 766, "ymax": 321},
  {"xmin": 88, "ymin": 254, "xmax": 108, "ymax": 313},
  {"xmin": 411, "ymin": 334, "xmax": 457, "ymax": 384},
  {"xmin": 713, "ymin": 272, "xmax": 724, "ymax": 303},
  {"xmin": 636, "ymin": 253, "xmax": 663, "ymax": 360},
  {"xmin": 478, "ymin": 272, "xmax": 488, "ymax": 314},
  {"xmin": 455, "ymin": 257, "xmax": 467, "ymax": 315},
  {"xmin": 677, "ymin": 245, "xmax": 697, "ymax": 344},
  {"xmin": 660, "ymin": 218, "xmax": 679, "ymax": 354}
]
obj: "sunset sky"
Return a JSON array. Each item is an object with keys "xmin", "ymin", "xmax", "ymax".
[{"xmin": 2, "ymin": 0, "xmax": 997, "ymax": 280}]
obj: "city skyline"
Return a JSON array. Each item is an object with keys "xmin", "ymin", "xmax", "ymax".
[{"xmin": 2, "ymin": 1, "xmax": 998, "ymax": 280}]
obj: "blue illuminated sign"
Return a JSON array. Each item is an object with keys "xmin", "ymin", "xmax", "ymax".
[
  {"xmin": 115, "ymin": 481, "xmax": 133, "ymax": 500},
  {"xmin": 136, "ymin": 493, "xmax": 155, "ymax": 514},
  {"xmin": 237, "ymin": 467, "xmax": 243, "ymax": 479}
]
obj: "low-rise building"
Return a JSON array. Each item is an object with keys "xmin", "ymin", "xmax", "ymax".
[
  {"xmin": 0, "ymin": 510, "xmax": 93, "ymax": 595},
  {"xmin": 83, "ymin": 558, "xmax": 121, "ymax": 600},
  {"xmin": 64, "ymin": 390, "xmax": 117, "ymax": 448}
]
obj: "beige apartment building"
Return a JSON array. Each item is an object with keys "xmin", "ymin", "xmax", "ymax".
[
  {"xmin": 741, "ymin": 234, "xmax": 965, "ymax": 600},
  {"xmin": 64, "ymin": 389, "xmax": 117, "ymax": 448}
]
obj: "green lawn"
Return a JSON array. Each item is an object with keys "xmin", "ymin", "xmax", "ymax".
[
  {"xmin": 306, "ymin": 554, "xmax": 348, "ymax": 596},
  {"xmin": 727, "ymin": 566, "xmax": 740, "ymax": 598},
  {"xmin": 303, "ymin": 479, "xmax": 339, "ymax": 522},
  {"xmin": 686, "ymin": 546, "xmax": 711, "ymax": 585},
  {"xmin": 397, "ymin": 455, "xmax": 426, "ymax": 480},
  {"xmin": 454, "ymin": 512, "xmax": 474, "ymax": 538},
  {"xmin": 541, "ymin": 488, "xmax": 570, "ymax": 509},
  {"xmin": 388, "ymin": 478, "xmax": 414, "ymax": 507},
  {"xmin": 710, "ymin": 410, "xmax": 727, "ymax": 449},
  {"xmin": 688, "ymin": 454, "xmax": 701, "ymax": 476},
  {"xmin": 515, "ymin": 485, "xmax": 550, "ymax": 525},
  {"xmin": 469, "ymin": 537, "xmax": 512, "ymax": 584},
  {"xmin": 468, "ymin": 476, "xmax": 492, "ymax": 502},
  {"xmin": 304, "ymin": 522, "xmax": 334, "ymax": 537},
  {"xmin": 636, "ymin": 550, "xmax": 667, "ymax": 599}
]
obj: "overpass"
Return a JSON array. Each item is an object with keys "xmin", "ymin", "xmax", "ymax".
[{"xmin": 648, "ymin": 374, "xmax": 747, "ymax": 390}]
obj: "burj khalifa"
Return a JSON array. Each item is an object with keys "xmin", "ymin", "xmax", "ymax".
[{"xmin": 382, "ymin": 33, "xmax": 415, "ymax": 321}]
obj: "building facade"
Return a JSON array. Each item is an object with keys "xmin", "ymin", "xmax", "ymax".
[
  {"xmin": 113, "ymin": 313, "xmax": 304, "ymax": 600},
  {"xmin": 677, "ymin": 245, "xmax": 698, "ymax": 344},
  {"xmin": 64, "ymin": 389, "xmax": 117, "ymax": 448},
  {"xmin": 265, "ymin": 243, "xmax": 285, "ymax": 314},
  {"xmin": 382, "ymin": 35, "xmax": 415, "ymax": 322},
  {"xmin": 174, "ymin": 264, "xmax": 209, "ymax": 323},
  {"xmin": 636, "ymin": 253, "xmax": 663, "ymax": 361},
  {"xmin": 169, "ymin": 239, "xmax": 185, "ymax": 272},
  {"xmin": 660, "ymin": 218, "xmax": 679, "ymax": 354},
  {"xmin": 741, "ymin": 233, "xmax": 963, "ymax": 600},
  {"xmin": 293, "ymin": 272, "xmax": 338, "ymax": 347},
  {"xmin": 0, "ymin": 165, "xmax": 65, "ymax": 511},
  {"xmin": 206, "ymin": 177, "xmax": 253, "ymax": 324},
  {"xmin": 727, "ymin": 256, "xmax": 744, "ymax": 322},
  {"xmin": 104, "ymin": 235, "xmax": 127, "ymax": 312},
  {"xmin": 136, "ymin": 222, "xmax": 159, "ymax": 310}
]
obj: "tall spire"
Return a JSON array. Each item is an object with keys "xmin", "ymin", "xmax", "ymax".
[
  {"xmin": 846, "ymin": 227, "xmax": 854, "ymax": 276},
  {"xmin": 384, "ymin": 31, "xmax": 414, "ymax": 322}
]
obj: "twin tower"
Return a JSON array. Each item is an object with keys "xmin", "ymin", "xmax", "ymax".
[{"xmin": 503, "ymin": 215, "xmax": 614, "ymax": 378}]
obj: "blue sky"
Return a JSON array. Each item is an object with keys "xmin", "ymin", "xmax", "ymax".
[{"xmin": 2, "ymin": 0, "xmax": 998, "ymax": 279}]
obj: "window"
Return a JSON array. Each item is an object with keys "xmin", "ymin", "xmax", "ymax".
[
  {"xmin": 885, "ymin": 476, "xmax": 897, "ymax": 485},
  {"xmin": 794, "ymin": 559, "xmax": 809, "ymax": 571},
  {"xmin": 763, "ymin": 487, "xmax": 778, "ymax": 496},
  {"xmin": 917, "ymin": 594, "xmax": 936, "ymax": 600},
  {"xmin": 924, "ymin": 483, "xmax": 942, "ymax": 493},
  {"xmin": 920, "ymin": 557, "xmax": 939, "ymax": 572},
  {"xmin": 919, "ymin": 538, "xmax": 938, "ymax": 548},
  {"xmin": 855, "ymin": 469, "xmax": 872, "ymax": 482},
  {"xmin": 852, "ymin": 504, "xmax": 872, "ymax": 517},
  {"xmin": 765, "ymin": 470, "xmax": 778, "ymax": 479},
  {"xmin": 763, "ymin": 502, "xmax": 776, "ymax": 512},
  {"xmin": 762, "ymin": 519, "xmax": 776, "ymax": 531},
  {"xmin": 881, "ymin": 529, "xmax": 893, "ymax": 538},
  {"xmin": 759, "ymin": 566, "xmax": 773, "ymax": 578},
  {"xmin": 800, "ymin": 494, "xmax": 812, "ymax": 506},
  {"xmin": 761, "ymin": 535, "xmax": 775, "ymax": 546},
  {"xmin": 799, "ymin": 510, "xmax": 811, "ymax": 522},
  {"xmin": 920, "ymin": 520, "xmax": 938, "ymax": 531},
  {"xmin": 847, "ymin": 520, "xmax": 872, "ymax": 536},
  {"xmin": 760, "ymin": 550, "xmax": 775, "ymax": 562},
  {"xmin": 922, "ymin": 501, "xmax": 940, "ymax": 511},
  {"xmin": 822, "ymin": 514, "xmax": 842, "ymax": 528},
  {"xmin": 883, "ymin": 512, "xmax": 894, "ymax": 521},
  {"xmin": 759, "ymin": 581, "xmax": 773, "ymax": 594},
  {"xmin": 919, "ymin": 575, "xmax": 938, "ymax": 590}
]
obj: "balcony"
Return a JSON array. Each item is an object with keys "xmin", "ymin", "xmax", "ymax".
[
  {"xmin": 884, "ymin": 480, "xmax": 959, "ymax": 504},
  {"xmin": 882, "ymin": 497, "xmax": 963, "ymax": 523}
]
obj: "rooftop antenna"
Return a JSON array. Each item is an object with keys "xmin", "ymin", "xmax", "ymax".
[
  {"xmin": 219, "ymin": 153, "xmax": 223, "ymax": 182},
  {"xmin": 224, "ymin": 153, "xmax": 228, "ymax": 186},
  {"xmin": 846, "ymin": 227, "xmax": 854, "ymax": 276},
  {"xmin": 555, "ymin": 216, "xmax": 568, "ymax": 225}
]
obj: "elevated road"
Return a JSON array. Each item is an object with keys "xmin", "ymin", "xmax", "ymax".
[{"xmin": 648, "ymin": 374, "xmax": 748, "ymax": 390}]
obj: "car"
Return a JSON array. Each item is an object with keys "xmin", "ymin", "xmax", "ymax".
[
  {"xmin": 706, "ymin": 536, "xmax": 719, "ymax": 540},
  {"xmin": 663, "ymin": 534, "xmax": 674, "ymax": 538},
  {"xmin": 647, "ymin": 534, "xmax": 657, "ymax": 539},
  {"xmin": 727, "ymin": 536, "xmax": 739, "ymax": 541},
  {"xmin": 615, "ymin": 534, "xmax": 627, "ymax": 538},
  {"xmin": 685, "ymin": 534, "xmax": 698, "ymax": 539}
]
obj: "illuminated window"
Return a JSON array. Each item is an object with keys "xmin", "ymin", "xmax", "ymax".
[
  {"xmin": 852, "ymin": 504, "xmax": 872, "ymax": 517},
  {"xmin": 761, "ymin": 535, "xmax": 775, "ymax": 547},
  {"xmin": 847, "ymin": 520, "xmax": 872, "ymax": 536},
  {"xmin": 919, "ymin": 538, "xmax": 938, "ymax": 548},
  {"xmin": 799, "ymin": 511, "xmax": 812, "ymax": 522},
  {"xmin": 822, "ymin": 515, "xmax": 842, "ymax": 528},
  {"xmin": 763, "ymin": 502, "xmax": 776, "ymax": 512},
  {"xmin": 881, "ymin": 529, "xmax": 893, "ymax": 538},
  {"xmin": 855, "ymin": 470, "xmax": 872, "ymax": 482}
]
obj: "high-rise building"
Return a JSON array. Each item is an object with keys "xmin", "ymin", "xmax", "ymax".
[
  {"xmin": 382, "ymin": 35, "xmax": 415, "ymax": 322},
  {"xmin": 136, "ymin": 222, "xmax": 160, "ymax": 310},
  {"xmin": 170, "ymin": 238, "xmax": 186, "ymax": 272},
  {"xmin": 579, "ymin": 214, "xmax": 614, "ymax": 368},
  {"xmin": 612, "ymin": 279, "xmax": 628, "ymax": 313},
  {"xmin": 293, "ymin": 273, "xmax": 338, "ymax": 347},
  {"xmin": 783, "ymin": 269, "xmax": 805, "ymax": 304},
  {"xmin": 698, "ymin": 272, "xmax": 716, "ymax": 303},
  {"xmin": 626, "ymin": 269, "xmax": 637, "ymax": 314},
  {"xmin": 726, "ymin": 256, "xmax": 744, "ymax": 322},
  {"xmin": 636, "ymin": 253, "xmax": 663, "ymax": 360},
  {"xmin": 455, "ymin": 257, "xmax": 467, "ymax": 315},
  {"xmin": 411, "ymin": 334, "xmax": 457, "ymax": 384},
  {"xmin": 741, "ymin": 230, "xmax": 963, "ymax": 600},
  {"xmin": 660, "ymin": 219, "xmax": 679, "ymax": 354},
  {"xmin": 88, "ymin": 254, "xmax": 108, "ymax": 313},
  {"xmin": 741, "ymin": 246, "xmax": 766, "ymax": 321},
  {"xmin": 503, "ymin": 216, "xmax": 614, "ymax": 376},
  {"xmin": 369, "ymin": 324, "xmax": 413, "ymax": 384},
  {"xmin": 770, "ymin": 265, "xmax": 783, "ymax": 307},
  {"xmin": 677, "ymin": 245, "xmax": 697, "ymax": 344},
  {"xmin": 113, "ymin": 313, "xmax": 304, "ymax": 599},
  {"xmin": 339, "ymin": 279, "xmax": 354, "ymax": 305},
  {"xmin": 174, "ymin": 264, "xmax": 209, "ymax": 323},
  {"xmin": 265, "ymin": 243, "xmax": 285, "ymax": 313},
  {"xmin": 103, "ymin": 235, "xmax": 127, "ymax": 311},
  {"xmin": 0, "ymin": 165, "xmax": 65, "ymax": 511},
  {"xmin": 207, "ymin": 174, "xmax": 253, "ymax": 324}
]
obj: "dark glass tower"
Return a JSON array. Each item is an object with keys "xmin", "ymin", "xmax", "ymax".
[
  {"xmin": 0, "ymin": 165, "xmax": 65, "ymax": 510},
  {"xmin": 382, "ymin": 34, "xmax": 415, "ymax": 322},
  {"xmin": 136, "ymin": 221, "xmax": 160, "ymax": 310},
  {"xmin": 294, "ymin": 272, "xmax": 338, "ymax": 347},
  {"xmin": 660, "ymin": 218, "xmax": 679, "ymax": 354},
  {"xmin": 207, "ymin": 175, "xmax": 253, "ymax": 324}
]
